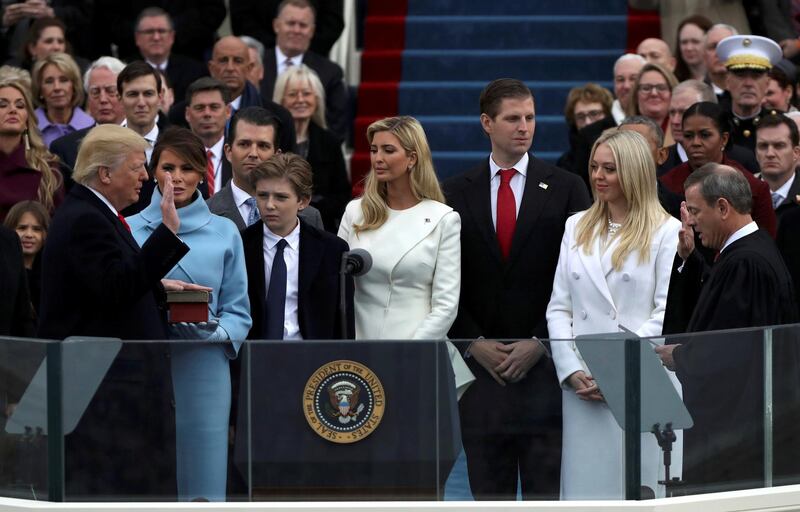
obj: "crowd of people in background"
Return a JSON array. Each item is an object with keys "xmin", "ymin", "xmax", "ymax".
[{"xmin": 2, "ymin": 0, "xmax": 800, "ymax": 505}]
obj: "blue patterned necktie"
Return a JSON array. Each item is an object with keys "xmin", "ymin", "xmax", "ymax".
[
  {"xmin": 245, "ymin": 196, "xmax": 260, "ymax": 226},
  {"xmin": 772, "ymin": 191, "xmax": 783, "ymax": 209},
  {"xmin": 264, "ymin": 239, "xmax": 288, "ymax": 340}
]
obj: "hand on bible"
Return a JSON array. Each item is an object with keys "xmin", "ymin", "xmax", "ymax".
[
  {"xmin": 161, "ymin": 279, "xmax": 212, "ymax": 292},
  {"xmin": 677, "ymin": 201, "xmax": 695, "ymax": 261}
]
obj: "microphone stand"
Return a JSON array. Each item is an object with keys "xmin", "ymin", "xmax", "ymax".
[
  {"xmin": 339, "ymin": 253, "xmax": 349, "ymax": 340},
  {"xmin": 652, "ymin": 422, "xmax": 684, "ymax": 497}
]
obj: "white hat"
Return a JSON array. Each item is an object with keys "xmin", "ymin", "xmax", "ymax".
[{"xmin": 717, "ymin": 35, "xmax": 782, "ymax": 71}]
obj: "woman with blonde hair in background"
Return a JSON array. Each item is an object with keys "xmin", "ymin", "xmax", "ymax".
[
  {"xmin": 338, "ymin": 116, "xmax": 474, "ymax": 397},
  {"xmin": 0, "ymin": 77, "xmax": 62, "ymax": 222},
  {"xmin": 547, "ymin": 129, "xmax": 681, "ymax": 499}
]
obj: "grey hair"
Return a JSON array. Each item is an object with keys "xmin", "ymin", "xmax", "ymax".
[
  {"xmin": 708, "ymin": 23, "xmax": 739, "ymax": 37},
  {"xmin": 673, "ymin": 79, "xmax": 717, "ymax": 104},
  {"xmin": 83, "ymin": 56, "xmax": 126, "ymax": 91},
  {"xmin": 684, "ymin": 163, "xmax": 752, "ymax": 214},
  {"xmin": 619, "ymin": 115, "xmax": 664, "ymax": 148},
  {"xmin": 614, "ymin": 53, "xmax": 646, "ymax": 75},
  {"xmin": 239, "ymin": 35, "xmax": 265, "ymax": 63}
]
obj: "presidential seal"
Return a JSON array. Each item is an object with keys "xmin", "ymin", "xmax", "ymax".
[{"xmin": 303, "ymin": 360, "xmax": 386, "ymax": 444}]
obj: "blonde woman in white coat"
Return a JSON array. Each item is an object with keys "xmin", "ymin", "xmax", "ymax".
[
  {"xmin": 338, "ymin": 116, "xmax": 474, "ymax": 397},
  {"xmin": 546, "ymin": 129, "xmax": 681, "ymax": 499}
]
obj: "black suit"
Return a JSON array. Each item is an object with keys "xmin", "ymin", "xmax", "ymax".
[
  {"xmin": 230, "ymin": 0, "xmax": 344, "ymax": 57},
  {"xmin": 443, "ymin": 155, "xmax": 591, "ymax": 500},
  {"xmin": 37, "ymin": 184, "xmax": 189, "ymax": 498},
  {"xmin": 261, "ymin": 48, "xmax": 349, "ymax": 140},
  {"xmin": 241, "ymin": 218, "xmax": 353, "ymax": 340},
  {"xmin": 152, "ymin": 53, "xmax": 208, "ymax": 103},
  {"xmin": 0, "ymin": 226, "xmax": 34, "ymax": 338},
  {"xmin": 50, "ymin": 124, "xmax": 95, "ymax": 191},
  {"xmin": 667, "ymin": 230, "xmax": 800, "ymax": 492},
  {"xmin": 774, "ymin": 171, "xmax": 800, "ymax": 224},
  {"xmin": 306, "ymin": 121, "xmax": 351, "ymax": 231}
]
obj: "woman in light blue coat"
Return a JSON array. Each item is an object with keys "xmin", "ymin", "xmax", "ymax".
[{"xmin": 127, "ymin": 127, "xmax": 251, "ymax": 502}]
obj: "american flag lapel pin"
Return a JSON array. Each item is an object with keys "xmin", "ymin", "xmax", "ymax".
[
  {"xmin": 424, "ymin": 218, "xmax": 431, "ymax": 223},
  {"xmin": 539, "ymin": 182, "xmax": 548, "ymax": 190}
]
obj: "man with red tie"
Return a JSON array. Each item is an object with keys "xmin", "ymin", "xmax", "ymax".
[
  {"xmin": 443, "ymin": 79, "xmax": 591, "ymax": 500},
  {"xmin": 37, "ymin": 124, "xmax": 194, "ymax": 498}
]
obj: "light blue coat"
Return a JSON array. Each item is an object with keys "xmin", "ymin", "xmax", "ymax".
[{"xmin": 128, "ymin": 189, "xmax": 252, "ymax": 502}]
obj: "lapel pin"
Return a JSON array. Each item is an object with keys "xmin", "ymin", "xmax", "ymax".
[
  {"xmin": 424, "ymin": 218, "xmax": 431, "ymax": 223},
  {"xmin": 539, "ymin": 182, "xmax": 548, "ymax": 190}
]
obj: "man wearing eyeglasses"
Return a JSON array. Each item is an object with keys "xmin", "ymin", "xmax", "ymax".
[
  {"xmin": 133, "ymin": 7, "xmax": 206, "ymax": 102},
  {"xmin": 50, "ymin": 56, "xmax": 127, "ymax": 190}
]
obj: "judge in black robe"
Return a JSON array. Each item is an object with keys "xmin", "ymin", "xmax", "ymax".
[{"xmin": 658, "ymin": 164, "xmax": 800, "ymax": 494}]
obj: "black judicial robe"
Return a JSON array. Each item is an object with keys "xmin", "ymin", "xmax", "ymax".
[{"xmin": 666, "ymin": 229, "xmax": 800, "ymax": 492}]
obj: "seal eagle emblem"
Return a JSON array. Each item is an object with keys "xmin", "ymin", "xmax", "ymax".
[{"xmin": 303, "ymin": 360, "xmax": 386, "ymax": 443}]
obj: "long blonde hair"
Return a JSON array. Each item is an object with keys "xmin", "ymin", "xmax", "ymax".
[
  {"xmin": 0, "ymin": 78, "xmax": 61, "ymax": 211},
  {"xmin": 575, "ymin": 129, "xmax": 669, "ymax": 270},
  {"xmin": 354, "ymin": 116, "xmax": 444, "ymax": 234}
]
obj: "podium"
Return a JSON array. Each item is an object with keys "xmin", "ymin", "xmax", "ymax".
[
  {"xmin": 576, "ymin": 331, "xmax": 692, "ymax": 499},
  {"xmin": 234, "ymin": 340, "xmax": 461, "ymax": 500}
]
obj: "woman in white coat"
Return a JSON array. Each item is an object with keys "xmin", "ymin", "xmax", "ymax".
[
  {"xmin": 337, "ymin": 116, "xmax": 474, "ymax": 397},
  {"xmin": 546, "ymin": 129, "xmax": 681, "ymax": 499}
]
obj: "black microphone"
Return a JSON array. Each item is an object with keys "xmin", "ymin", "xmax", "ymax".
[{"xmin": 341, "ymin": 249, "xmax": 372, "ymax": 276}]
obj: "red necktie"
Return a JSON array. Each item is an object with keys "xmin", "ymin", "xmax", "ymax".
[
  {"xmin": 496, "ymin": 168, "xmax": 517, "ymax": 260},
  {"xmin": 206, "ymin": 149, "xmax": 215, "ymax": 197},
  {"xmin": 117, "ymin": 213, "xmax": 131, "ymax": 232}
]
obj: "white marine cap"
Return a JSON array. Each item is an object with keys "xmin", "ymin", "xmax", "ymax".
[{"xmin": 717, "ymin": 35, "xmax": 782, "ymax": 71}]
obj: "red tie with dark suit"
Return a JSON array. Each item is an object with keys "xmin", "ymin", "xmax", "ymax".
[
  {"xmin": 496, "ymin": 168, "xmax": 517, "ymax": 260},
  {"xmin": 206, "ymin": 149, "xmax": 215, "ymax": 197}
]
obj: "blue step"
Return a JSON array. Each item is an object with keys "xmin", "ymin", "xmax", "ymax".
[
  {"xmin": 416, "ymin": 115, "xmax": 568, "ymax": 154},
  {"xmin": 402, "ymin": 49, "xmax": 619, "ymax": 82},
  {"xmin": 433, "ymin": 151, "xmax": 563, "ymax": 181},
  {"xmin": 399, "ymin": 81, "xmax": 613, "ymax": 116},
  {"xmin": 408, "ymin": 0, "xmax": 627, "ymax": 16},
  {"xmin": 405, "ymin": 16, "xmax": 627, "ymax": 50}
]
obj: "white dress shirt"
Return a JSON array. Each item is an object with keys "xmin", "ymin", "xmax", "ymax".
[
  {"xmin": 721, "ymin": 221, "xmax": 758, "ymax": 253},
  {"xmin": 231, "ymin": 180, "xmax": 256, "ymax": 224},
  {"xmin": 145, "ymin": 58, "xmax": 169, "ymax": 72},
  {"xmin": 87, "ymin": 186, "xmax": 119, "ymax": 216},
  {"xmin": 275, "ymin": 46, "xmax": 303, "ymax": 77},
  {"xmin": 677, "ymin": 143, "xmax": 688, "ymax": 162},
  {"xmin": 611, "ymin": 99, "xmax": 625, "ymax": 125},
  {"xmin": 262, "ymin": 221, "xmax": 302, "ymax": 340},
  {"xmin": 206, "ymin": 136, "xmax": 225, "ymax": 193},
  {"xmin": 769, "ymin": 172, "xmax": 795, "ymax": 206},
  {"xmin": 489, "ymin": 152, "xmax": 528, "ymax": 228},
  {"xmin": 121, "ymin": 119, "xmax": 159, "ymax": 164}
]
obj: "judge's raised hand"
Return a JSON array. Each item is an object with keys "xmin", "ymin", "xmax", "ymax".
[
  {"xmin": 468, "ymin": 339, "xmax": 508, "ymax": 386},
  {"xmin": 160, "ymin": 176, "xmax": 180, "ymax": 234},
  {"xmin": 567, "ymin": 370, "xmax": 604, "ymax": 402},
  {"xmin": 677, "ymin": 201, "xmax": 695, "ymax": 261},
  {"xmin": 495, "ymin": 339, "xmax": 545, "ymax": 383}
]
